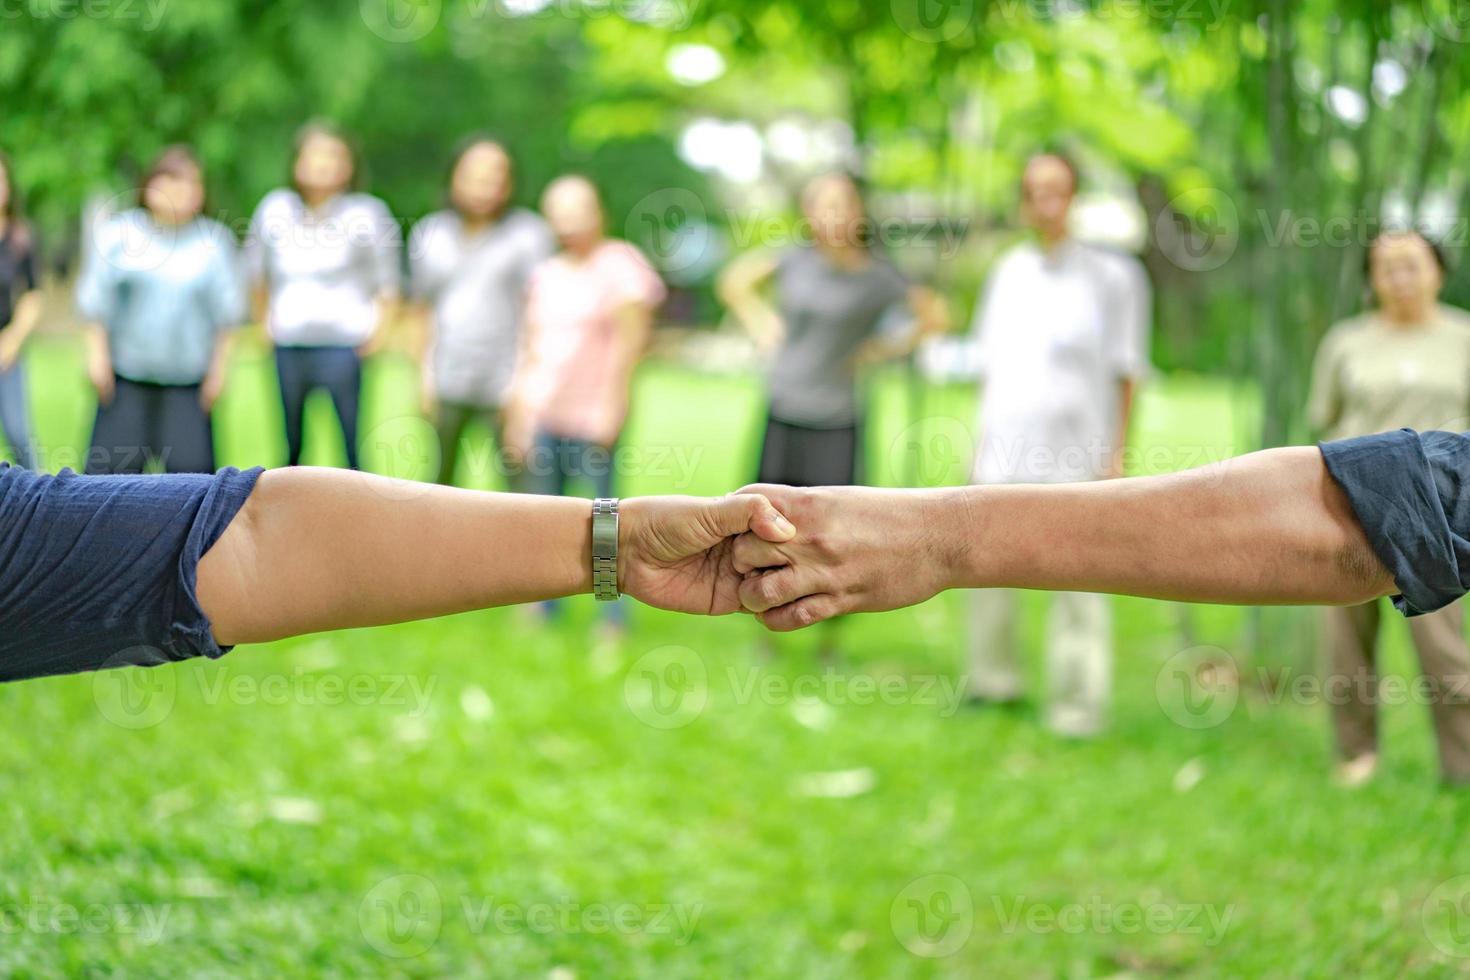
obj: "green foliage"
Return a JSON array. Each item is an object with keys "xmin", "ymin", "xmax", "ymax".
[{"xmin": 3, "ymin": 0, "xmax": 1468, "ymax": 439}]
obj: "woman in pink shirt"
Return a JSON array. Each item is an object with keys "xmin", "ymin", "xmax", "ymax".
[{"xmin": 507, "ymin": 175, "xmax": 666, "ymax": 625}]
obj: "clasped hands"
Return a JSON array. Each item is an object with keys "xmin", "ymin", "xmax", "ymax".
[{"xmin": 618, "ymin": 485, "xmax": 957, "ymax": 630}]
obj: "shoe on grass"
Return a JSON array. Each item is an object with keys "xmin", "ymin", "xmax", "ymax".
[{"xmin": 1334, "ymin": 753, "xmax": 1378, "ymax": 788}]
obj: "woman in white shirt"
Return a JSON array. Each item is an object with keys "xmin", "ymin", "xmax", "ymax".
[{"xmin": 246, "ymin": 122, "xmax": 401, "ymax": 469}]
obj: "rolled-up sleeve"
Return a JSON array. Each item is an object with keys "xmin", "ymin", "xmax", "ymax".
[
  {"xmin": 1319, "ymin": 428, "xmax": 1470, "ymax": 616},
  {"xmin": 0, "ymin": 464, "xmax": 264, "ymax": 683}
]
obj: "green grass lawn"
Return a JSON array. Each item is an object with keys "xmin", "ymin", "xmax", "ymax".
[{"xmin": 3, "ymin": 334, "xmax": 1470, "ymax": 977}]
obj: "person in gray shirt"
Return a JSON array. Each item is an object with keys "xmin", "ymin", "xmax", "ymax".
[
  {"xmin": 409, "ymin": 137, "xmax": 553, "ymax": 486},
  {"xmin": 719, "ymin": 172, "xmax": 946, "ymax": 487},
  {"xmin": 77, "ymin": 145, "xmax": 245, "ymax": 474}
]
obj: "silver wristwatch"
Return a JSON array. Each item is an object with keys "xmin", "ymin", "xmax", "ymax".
[{"xmin": 592, "ymin": 498, "xmax": 620, "ymax": 601}]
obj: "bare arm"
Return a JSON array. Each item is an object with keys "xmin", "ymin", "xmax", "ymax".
[
  {"xmin": 200, "ymin": 328, "xmax": 238, "ymax": 411},
  {"xmin": 853, "ymin": 285, "xmax": 950, "ymax": 366},
  {"xmin": 197, "ymin": 467, "xmax": 796, "ymax": 645},
  {"xmin": 0, "ymin": 290, "xmax": 42, "ymax": 370},
  {"xmin": 733, "ymin": 447, "xmax": 1394, "ymax": 631},
  {"xmin": 502, "ymin": 306, "xmax": 543, "ymax": 457},
  {"xmin": 612, "ymin": 298, "xmax": 654, "ymax": 397},
  {"xmin": 83, "ymin": 323, "xmax": 114, "ymax": 406},
  {"xmin": 717, "ymin": 251, "xmax": 782, "ymax": 352}
]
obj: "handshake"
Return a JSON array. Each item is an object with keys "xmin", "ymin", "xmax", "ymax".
[
  {"xmin": 618, "ymin": 485, "xmax": 968, "ymax": 631},
  {"xmin": 612, "ymin": 442, "xmax": 1398, "ymax": 627}
]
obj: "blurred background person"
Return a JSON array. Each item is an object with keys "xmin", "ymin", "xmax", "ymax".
[
  {"xmin": 0, "ymin": 151, "xmax": 42, "ymax": 470},
  {"xmin": 506, "ymin": 174, "xmax": 666, "ymax": 631},
  {"xmin": 1306, "ymin": 229, "xmax": 1470, "ymax": 787},
  {"xmin": 77, "ymin": 145, "xmax": 243, "ymax": 475},
  {"xmin": 964, "ymin": 152, "xmax": 1152, "ymax": 738},
  {"xmin": 718, "ymin": 172, "xmax": 946, "ymax": 490},
  {"xmin": 409, "ymin": 136, "xmax": 552, "ymax": 486},
  {"xmin": 247, "ymin": 122, "xmax": 401, "ymax": 470}
]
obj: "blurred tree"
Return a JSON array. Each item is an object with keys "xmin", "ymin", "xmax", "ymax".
[{"xmin": 2, "ymin": 0, "xmax": 1469, "ymax": 446}]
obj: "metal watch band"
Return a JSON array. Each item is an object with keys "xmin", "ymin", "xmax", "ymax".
[{"xmin": 591, "ymin": 498, "xmax": 619, "ymax": 601}]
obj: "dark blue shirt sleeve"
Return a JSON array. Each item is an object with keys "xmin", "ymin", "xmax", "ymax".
[
  {"xmin": 0, "ymin": 463, "xmax": 263, "ymax": 683},
  {"xmin": 1319, "ymin": 428, "xmax": 1470, "ymax": 617}
]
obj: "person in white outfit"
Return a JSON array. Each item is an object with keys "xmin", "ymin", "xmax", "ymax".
[{"xmin": 965, "ymin": 152, "xmax": 1152, "ymax": 737}]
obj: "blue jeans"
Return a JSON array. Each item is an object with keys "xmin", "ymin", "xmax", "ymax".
[
  {"xmin": 0, "ymin": 358, "xmax": 34, "ymax": 470},
  {"xmin": 275, "ymin": 345, "xmax": 361, "ymax": 469},
  {"xmin": 521, "ymin": 431, "xmax": 625, "ymax": 624}
]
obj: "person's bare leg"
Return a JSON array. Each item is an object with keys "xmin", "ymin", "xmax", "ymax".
[
  {"xmin": 197, "ymin": 467, "xmax": 795, "ymax": 645},
  {"xmin": 1321, "ymin": 601, "xmax": 1381, "ymax": 786}
]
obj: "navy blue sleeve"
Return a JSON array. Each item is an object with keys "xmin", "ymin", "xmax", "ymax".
[
  {"xmin": 1319, "ymin": 428, "xmax": 1470, "ymax": 617},
  {"xmin": 0, "ymin": 463, "xmax": 263, "ymax": 682}
]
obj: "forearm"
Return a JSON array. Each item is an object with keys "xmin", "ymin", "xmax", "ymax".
[
  {"xmin": 198, "ymin": 467, "xmax": 595, "ymax": 644},
  {"xmin": 208, "ymin": 329, "xmax": 236, "ymax": 374},
  {"xmin": 7, "ymin": 291, "xmax": 41, "ymax": 340},
  {"xmin": 944, "ymin": 446, "xmax": 1393, "ymax": 605},
  {"xmin": 84, "ymin": 323, "xmax": 110, "ymax": 364},
  {"xmin": 251, "ymin": 286, "xmax": 270, "ymax": 329}
]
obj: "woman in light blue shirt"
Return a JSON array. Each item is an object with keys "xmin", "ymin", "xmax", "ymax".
[{"xmin": 77, "ymin": 145, "xmax": 244, "ymax": 474}]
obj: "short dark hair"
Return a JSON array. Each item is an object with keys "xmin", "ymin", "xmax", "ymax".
[
  {"xmin": 291, "ymin": 120, "xmax": 360, "ymax": 195},
  {"xmin": 137, "ymin": 144, "xmax": 204, "ymax": 217},
  {"xmin": 1364, "ymin": 227, "xmax": 1448, "ymax": 275}
]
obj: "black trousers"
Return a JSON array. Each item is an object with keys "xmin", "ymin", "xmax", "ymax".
[
  {"xmin": 274, "ymin": 345, "xmax": 361, "ymax": 469},
  {"xmin": 756, "ymin": 414, "xmax": 861, "ymax": 487},
  {"xmin": 87, "ymin": 375, "xmax": 215, "ymax": 475}
]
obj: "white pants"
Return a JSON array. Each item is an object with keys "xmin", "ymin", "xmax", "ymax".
[{"xmin": 967, "ymin": 588, "xmax": 1113, "ymax": 736}]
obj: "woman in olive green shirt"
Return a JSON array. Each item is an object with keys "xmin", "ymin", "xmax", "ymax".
[{"xmin": 1307, "ymin": 229, "xmax": 1470, "ymax": 786}]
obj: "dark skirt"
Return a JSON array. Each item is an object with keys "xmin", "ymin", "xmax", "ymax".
[{"xmin": 756, "ymin": 414, "xmax": 861, "ymax": 487}]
